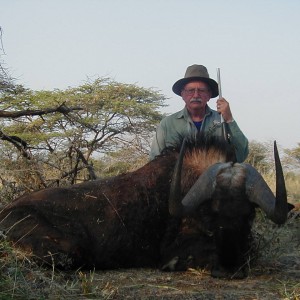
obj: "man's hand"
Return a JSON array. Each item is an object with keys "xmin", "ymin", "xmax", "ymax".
[{"xmin": 216, "ymin": 97, "xmax": 234, "ymax": 123}]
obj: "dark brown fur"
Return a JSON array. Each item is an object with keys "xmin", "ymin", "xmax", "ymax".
[
  {"xmin": 0, "ymin": 150, "xmax": 178, "ymax": 269},
  {"xmin": 1, "ymin": 136, "xmax": 249, "ymax": 277}
]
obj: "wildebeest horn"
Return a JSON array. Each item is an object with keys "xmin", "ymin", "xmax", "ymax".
[
  {"xmin": 180, "ymin": 162, "xmax": 233, "ymax": 214},
  {"xmin": 168, "ymin": 138, "xmax": 186, "ymax": 216},
  {"xmin": 244, "ymin": 141, "xmax": 288, "ymax": 224}
]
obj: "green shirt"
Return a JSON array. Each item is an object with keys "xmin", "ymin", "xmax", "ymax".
[{"xmin": 150, "ymin": 106, "xmax": 249, "ymax": 162}]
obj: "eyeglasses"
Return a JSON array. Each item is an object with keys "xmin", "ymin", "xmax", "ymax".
[{"xmin": 183, "ymin": 88, "xmax": 210, "ymax": 96}]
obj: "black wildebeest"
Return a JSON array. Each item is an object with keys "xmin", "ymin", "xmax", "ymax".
[{"xmin": 0, "ymin": 135, "xmax": 290, "ymax": 278}]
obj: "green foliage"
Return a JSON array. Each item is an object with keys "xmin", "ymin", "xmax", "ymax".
[
  {"xmin": 286, "ymin": 143, "xmax": 300, "ymax": 162},
  {"xmin": 0, "ymin": 78, "xmax": 166, "ymax": 191},
  {"xmin": 285, "ymin": 171, "xmax": 300, "ymax": 204},
  {"xmin": 246, "ymin": 140, "xmax": 273, "ymax": 174},
  {"xmin": 284, "ymin": 143, "xmax": 300, "ymax": 173}
]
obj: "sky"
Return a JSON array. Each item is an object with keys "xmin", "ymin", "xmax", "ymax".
[{"xmin": 1, "ymin": 0, "xmax": 300, "ymax": 149}]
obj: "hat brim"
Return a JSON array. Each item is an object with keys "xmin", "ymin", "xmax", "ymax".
[{"xmin": 172, "ymin": 77, "xmax": 219, "ymax": 98}]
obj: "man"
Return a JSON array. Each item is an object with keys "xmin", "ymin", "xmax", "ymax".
[{"xmin": 150, "ymin": 64, "xmax": 249, "ymax": 162}]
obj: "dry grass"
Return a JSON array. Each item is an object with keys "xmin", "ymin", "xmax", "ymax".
[
  {"xmin": 1, "ymin": 208, "xmax": 299, "ymax": 300},
  {"xmin": 286, "ymin": 176, "xmax": 300, "ymax": 204},
  {"xmin": 1, "ymin": 169, "xmax": 299, "ymax": 299}
]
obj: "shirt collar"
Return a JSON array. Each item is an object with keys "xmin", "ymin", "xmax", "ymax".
[{"xmin": 177, "ymin": 105, "xmax": 213, "ymax": 119}]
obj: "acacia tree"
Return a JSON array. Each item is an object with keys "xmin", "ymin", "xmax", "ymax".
[
  {"xmin": 0, "ymin": 28, "xmax": 19, "ymax": 97},
  {"xmin": 0, "ymin": 78, "xmax": 166, "ymax": 194}
]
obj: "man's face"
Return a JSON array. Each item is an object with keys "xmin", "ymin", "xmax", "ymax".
[{"xmin": 181, "ymin": 81, "xmax": 212, "ymax": 111}]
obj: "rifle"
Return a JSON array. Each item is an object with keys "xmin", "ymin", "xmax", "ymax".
[{"xmin": 217, "ymin": 68, "xmax": 229, "ymax": 143}]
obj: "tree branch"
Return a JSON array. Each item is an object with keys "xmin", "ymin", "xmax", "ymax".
[
  {"xmin": 0, "ymin": 130, "xmax": 30, "ymax": 158},
  {"xmin": 0, "ymin": 103, "xmax": 83, "ymax": 118}
]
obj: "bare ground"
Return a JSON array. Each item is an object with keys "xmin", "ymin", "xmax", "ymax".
[
  {"xmin": 54, "ymin": 211, "xmax": 300, "ymax": 299},
  {"xmin": 1, "ymin": 211, "xmax": 299, "ymax": 300},
  {"xmin": 83, "ymin": 265, "xmax": 299, "ymax": 300}
]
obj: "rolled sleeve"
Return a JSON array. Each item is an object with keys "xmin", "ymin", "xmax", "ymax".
[{"xmin": 149, "ymin": 123, "xmax": 166, "ymax": 160}]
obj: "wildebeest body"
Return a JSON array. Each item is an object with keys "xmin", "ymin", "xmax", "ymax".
[
  {"xmin": 0, "ymin": 135, "xmax": 289, "ymax": 278},
  {"xmin": 0, "ymin": 152, "xmax": 177, "ymax": 269}
]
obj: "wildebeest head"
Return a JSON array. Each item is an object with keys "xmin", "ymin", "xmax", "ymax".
[
  {"xmin": 169, "ymin": 137, "xmax": 288, "ymax": 224},
  {"xmin": 162, "ymin": 136, "xmax": 291, "ymax": 278}
]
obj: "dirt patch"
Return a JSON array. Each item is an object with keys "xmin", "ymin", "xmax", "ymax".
[
  {"xmin": 65, "ymin": 212, "xmax": 300, "ymax": 299},
  {"xmin": 1, "ymin": 211, "xmax": 299, "ymax": 299},
  {"xmin": 85, "ymin": 266, "xmax": 298, "ymax": 299}
]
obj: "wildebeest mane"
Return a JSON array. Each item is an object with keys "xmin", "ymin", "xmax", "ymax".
[{"xmin": 178, "ymin": 134, "xmax": 236, "ymax": 195}]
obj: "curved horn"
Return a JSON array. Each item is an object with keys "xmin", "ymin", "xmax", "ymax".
[
  {"xmin": 168, "ymin": 138, "xmax": 232, "ymax": 216},
  {"xmin": 245, "ymin": 141, "xmax": 287, "ymax": 224},
  {"xmin": 168, "ymin": 138, "xmax": 186, "ymax": 217},
  {"xmin": 181, "ymin": 162, "xmax": 233, "ymax": 214}
]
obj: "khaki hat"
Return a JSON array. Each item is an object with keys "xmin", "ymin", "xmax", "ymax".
[{"xmin": 172, "ymin": 64, "xmax": 219, "ymax": 98}]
